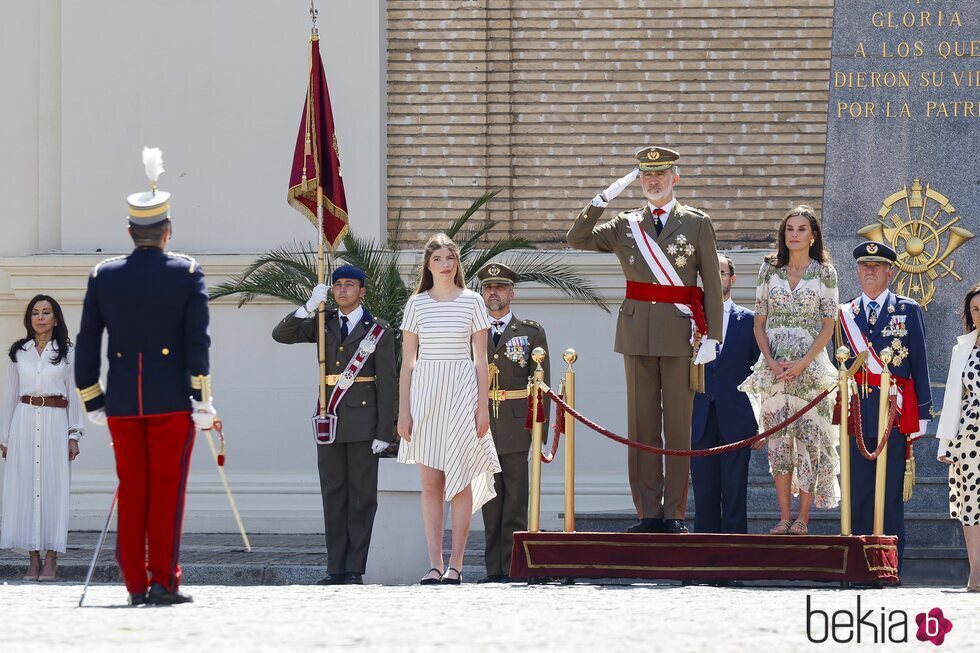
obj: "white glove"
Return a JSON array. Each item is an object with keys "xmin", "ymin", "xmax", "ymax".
[
  {"xmin": 86, "ymin": 409, "xmax": 108, "ymax": 426},
  {"xmin": 371, "ymin": 439, "xmax": 389, "ymax": 454},
  {"xmin": 693, "ymin": 338, "xmax": 719, "ymax": 365},
  {"xmin": 302, "ymin": 284, "xmax": 329, "ymax": 315},
  {"xmin": 591, "ymin": 169, "xmax": 639, "ymax": 207},
  {"xmin": 911, "ymin": 419, "xmax": 929, "ymax": 438},
  {"xmin": 191, "ymin": 398, "xmax": 217, "ymax": 430}
]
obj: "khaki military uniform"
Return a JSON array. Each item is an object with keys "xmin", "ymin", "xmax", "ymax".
[
  {"xmin": 567, "ymin": 201, "xmax": 723, "ymax": 520},
  {"xmin": 483, "ymin": 315, "xmax": 550, "ymax": 578},
  {"xmin": 272, "ymin": 307, "xmax": 396, "ymax": 575}
]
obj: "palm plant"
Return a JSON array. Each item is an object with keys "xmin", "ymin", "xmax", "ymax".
[{"xmin": 209, "ymin": 191, "xmax": 609, "ymax": 332}]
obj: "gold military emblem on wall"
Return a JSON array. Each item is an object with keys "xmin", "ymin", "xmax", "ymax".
[{"xmin": 858, "ymin": 179, "xmax": 974, "ymax": 309}]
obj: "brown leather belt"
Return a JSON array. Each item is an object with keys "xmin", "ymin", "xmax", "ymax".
[
  {"xmin": 325, "ymin": 375, "xmax": 377, "ymax": 386},
  {"xmin": 20, "ymin": 394, "xmax": 69, "ymax": 408}
]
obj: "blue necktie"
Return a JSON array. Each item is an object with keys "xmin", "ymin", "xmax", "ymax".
[
  {"xmin": 340, "ymin": 315, "xmax": 349, "ymax": 340},
  {"xmin": 867, "ymin": 301, "xmax": 879, "ymax": 327}
]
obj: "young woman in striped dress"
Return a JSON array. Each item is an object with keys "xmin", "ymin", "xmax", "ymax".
[{"xmin": 397, "ymin": 233, "xmax": 501, "ymax": 585}]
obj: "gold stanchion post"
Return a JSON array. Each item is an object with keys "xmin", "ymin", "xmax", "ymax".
[
  {"xmin": 562, "ymin": 349, "xmax": 577, "ymax": 533},
  {"xmin": 836, "ymin": 347, "xmax": 852, "ymax": 536},
  {"xmin": 873, "ymin": 347, "xmax": 894, "ymax": 536},
  {"xmin": 528, "ymin": 347, "xmax": 547, "ymax": 533}
]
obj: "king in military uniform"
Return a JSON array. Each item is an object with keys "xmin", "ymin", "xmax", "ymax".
[
  {"xmin": 272, "ymin": 265, "xmax": 396, "ymax": 585},
  {"xmin": 476, "ymin": 262, "xmax": 549, "ymax": 582},
  {"xmin": 567, "ymin": 147, "xmax": 723, "ymax": 534},
  {"xmin": 75, "ymin": 148, "xmax": 214, "ymax": 606},
  {"xmin": 839, "ymin": 241, "xmax": 931, "ymax": 570}
]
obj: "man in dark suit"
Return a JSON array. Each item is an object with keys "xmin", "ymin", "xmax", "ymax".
[
  {"xmin": 476, "ymin": 262, "xmax": 549, "ymax": 582},
  {"xmin": 690, "ymin": 254, "xmax": 759, "ymax": 534},
  {"xmin": 840, "ymin": 242, "xmax": 931, "ymax": 571},
  {"xmin": 75, "ymin": 148, "xmax": 214, "ymax": 606},
  {"xmin": 272, "ymin": 264, "xmax": 396, "ymax": 585}
]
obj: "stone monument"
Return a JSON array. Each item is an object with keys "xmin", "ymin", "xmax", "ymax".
[{"xmin": 821, "ymin": 0, "xmax": 978, "ymax": 582}]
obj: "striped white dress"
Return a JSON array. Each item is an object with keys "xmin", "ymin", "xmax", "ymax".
[{"xmin": 398, "ymin": 290, "xmax": 501, "ymax": 512}]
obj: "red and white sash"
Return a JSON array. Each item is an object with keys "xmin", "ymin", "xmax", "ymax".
[
  {"xmin": 839, "ymin": 300, "xmax": 885, "ymax": 374},
  {"xmin": 627, "ymin": 216, "xmax": 698, "ymax": 342},
  {"xmin": 313, "ymin": 322, "xmax": 386, "ymax": 445}
]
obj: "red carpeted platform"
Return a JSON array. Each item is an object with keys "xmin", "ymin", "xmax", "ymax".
[{"xmin": 510, "ymin": 531, "xmax": 898, "ymax": 585}]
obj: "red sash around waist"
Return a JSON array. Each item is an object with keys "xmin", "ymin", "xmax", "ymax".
[
  {"xmin": 853, "ymin": 370, "xmax": 919, "ymax": 434},
  {"xmin": 624, "ymin": 280, "xmax": 708, "ymax": 335}
]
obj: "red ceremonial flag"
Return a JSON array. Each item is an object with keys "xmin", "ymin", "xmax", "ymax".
[{"xmin": 287, "ymin": 35, "xmax": 349, "ymax": 251}]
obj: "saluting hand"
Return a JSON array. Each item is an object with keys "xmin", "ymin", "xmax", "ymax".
[{"xmin": 592, "ymin": 169, "xmax": 639, "ymax": 207}]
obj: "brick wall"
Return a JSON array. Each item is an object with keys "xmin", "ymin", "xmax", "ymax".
[{"xmin": 386, "ymin": 0, "xmax": 834, "ymax": 249}]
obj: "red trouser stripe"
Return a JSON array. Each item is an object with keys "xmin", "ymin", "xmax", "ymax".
[{"xmin": 108, "ymin": 413, "xmax": 195, "ymax": 594}]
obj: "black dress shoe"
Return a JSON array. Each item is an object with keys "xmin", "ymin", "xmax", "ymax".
[
  {"xmin": 345, "ymin": 572, "xmax": 363, "ymax": 585},
  {"xmin": 665, "ymin": 519, "xmax": 689, "ymax": 534},
  {"xmin": 440, "ymin": 567, "xmax": 462, "ymax": 585},
  {"xmin": 128, "ymin": 593, "xmax": 147, "ymax": 606},
  {"xmin": 315, "ymin": 573, "xmax": 347, "ymax": 586},
  {"xmin": 146, "ymin": 583, "xmax": 193, "ymax": 606},
  {"xmin": 477, "ymin": 575, "xmax": 507, "ymax": 584},
  {"xmin": 626, "ymin": 518, "xmax": 664, "ymax": 533}
]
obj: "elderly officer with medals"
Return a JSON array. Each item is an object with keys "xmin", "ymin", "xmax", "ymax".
[
  {"xmin": 475, "ymin": 262, "xmax": 550, "ymax": 582},
  {"xmin": 567, "ymin": 146, "xmax": 724, "ymax": 534},
  {"xmin": 838, "ymin": 241, "xmax": 931, "ymax": 570},
  {"xmin": 272, "ymin": 264, "xmax": 396, "ymax": 585},
  {"xmin": 75, "ymin": 148, "xmax": 214, "ymax": 606}
]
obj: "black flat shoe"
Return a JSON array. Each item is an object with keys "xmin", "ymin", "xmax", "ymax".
[
  {"xmin": 419, "ymin": 568, "xmax": 443, "ymax": 585},
  {"xmin": 146, "ymin": 583, "xmax": 193, "ymax": 606},
  {"xmin": 316, "ymin": 573, "xmax": 347, "ymax": 586},
  {"xmin": 345, "ymin": 572, "xmax": 363, "ymax": 585},
  {"xmin": 440, "ymin": 567, "xmax": 462, "ymax": 585},
  {"xmin": 129, "ymin": 593, "xmax": 147, "ymax": 606}
]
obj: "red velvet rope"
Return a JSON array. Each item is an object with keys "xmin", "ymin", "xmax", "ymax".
[
  {"xmin": 847, "ymin": 391, "xmax": 900, "ymax": 461},
  {"xmin": 543, "ymin": 385, "xmax": 835, "ymax": 457}
]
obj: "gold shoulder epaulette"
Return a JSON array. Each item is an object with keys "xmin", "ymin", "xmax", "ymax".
[
  {"xmin": 167, "ymin": 252, "xmax": 199, "ymax": 273},
  {"xmin": 92, "ymin": 255, "xmax": 126, "ymax": 278},
  {"xmin": 682, "ymin": 204, "xmax": 708, "ymax": 217},
  {"xmin": 521, "ymin": 319, "xmax": 542, "ymax": 330}
]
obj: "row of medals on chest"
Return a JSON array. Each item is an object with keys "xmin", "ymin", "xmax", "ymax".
[{"xmin": 852, "ymin": 302, "xmax": 910, "ymax": 366}]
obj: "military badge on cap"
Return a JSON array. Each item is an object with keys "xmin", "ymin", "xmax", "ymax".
[
  {"xmin": 635, "ymin": 146, "xmax": 680, "ymax": 172},
  {"xmin": 853, "ymin": 240, "xmax": 897, "ymax": 265},
  {"xmin": 477, "ymin": 261, "xmax": 518, "ymax": 286},
  {"xmin": 127, "ymin": 147, "xmax": 171, "ymax": 226}
]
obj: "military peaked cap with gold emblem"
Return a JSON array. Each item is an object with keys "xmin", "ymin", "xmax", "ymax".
[
  {"xmin": 635, "ymin": 146, "xmax": 680, "ymax": 172},
  {"xmin": 477, "ymin": 262, "xmax": 518, "ymax": 286},
  {"xmin": 127, "ymin": 147, "xmax": 172, "ymax": 226},
  {"xmin": 853, "ymin": 240, "xmax": 897, "ymax": 265}
]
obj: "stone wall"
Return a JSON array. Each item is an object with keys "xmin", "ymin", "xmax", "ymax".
[{"xmin": 386, "ymin": 0, "xmax": 835, "ymax": 248}]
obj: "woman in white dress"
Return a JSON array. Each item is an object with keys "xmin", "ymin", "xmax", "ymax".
[
  {"xmin": 397, "ymin": 234, "xmax": 501, "ymax": 585},
  {"xmin": 937, "ymin": 283, "xmax": 980, "ymax": 592},
  {"xmin": 1, "ymin": 295, "xmax": 83, "ymax": 581}
]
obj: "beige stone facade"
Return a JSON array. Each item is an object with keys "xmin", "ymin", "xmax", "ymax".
[{"xmin": 386, "ymin": 0, "xmax": 835, "ymax": 248}]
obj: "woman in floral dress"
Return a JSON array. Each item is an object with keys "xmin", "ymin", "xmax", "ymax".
[{"xmin": 740, "ymin": 206, "xmax": 839, "ymax": 535}]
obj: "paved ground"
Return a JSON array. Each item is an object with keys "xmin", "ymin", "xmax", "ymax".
[{"xmin": 1, "ymin": 582, "xmax": 978, "ymax": 652}]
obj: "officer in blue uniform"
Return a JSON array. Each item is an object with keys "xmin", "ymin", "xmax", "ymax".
[
  {"xmin": 75, "ymin": 148, "xmax": 215, "ymax": 606},
  {"xmin": 840, "ymin": 241, "xmax": 931, "ymax": 571},
  {"xmin": 691, "ymin": 254, "xmax": 760, "ymax": 534}
]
